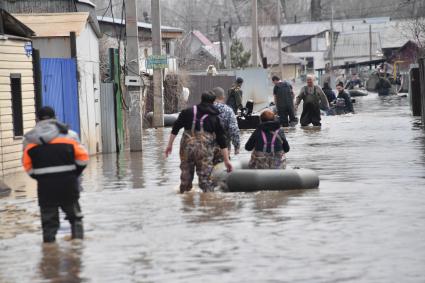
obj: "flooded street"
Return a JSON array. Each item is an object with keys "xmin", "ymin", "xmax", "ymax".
[{"xmin": 1, "ymin": 93, "xmax": 425, "ymax": 283}]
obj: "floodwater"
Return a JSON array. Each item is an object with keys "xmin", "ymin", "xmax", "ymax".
[{"xmin": 1, "ymin": 92, "xmax": 425, "ymax": 283}]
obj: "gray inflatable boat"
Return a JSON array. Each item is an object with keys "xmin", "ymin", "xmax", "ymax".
[{"xmin": 212, "ymin": 159, "xmax": 319, "ymax": 192}]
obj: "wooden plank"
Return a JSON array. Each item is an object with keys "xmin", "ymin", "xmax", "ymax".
[
  {"xmin": 0, "ymin": 137, "xmax": 22, "ymax": 146},
  {"xmin": 23, "ymin": 99, "xmax": 35, "ymax": 107},
  {"xmin": 2, "ymin": 167, "xmax": 25, "ymax": 176},
  {"xmin": 0, "ymin": 40, "xmax": 27, "ymax": 48},
  {"xmin": 0, "ymin": 113, "xmax": 33, "ymax": 123},
  {"xmin": 0, "ymin": 115, "xmax": 12, "ymax": 123},
  {"xmin": 2, "ymin": 151, "xmax": 24, "ymax": 163},
  {"xmin": 0, "ymin": 61, "xmax": 33, "ymax": 69},
  {"xmin": 0, "ymin": 45, "xmax": 26, "ymax": 55},
  {"xmin": 0, "ymin": 143, "xmax": 23, "ymax": 154},
  {"xmin": 0, "ymin": 120, "xmax": 35, "ymax": 131},
  {"xmin": 0, "ymin": 130, "xmax": 15, "ymax": 139},
  {"xmin": 0, "ymin": 53, "xmax": 33, "ymax": 62},
  {"xmin": 0, "ymin": 70, "xmax": 33, "ymax": 76},
  {"xmin": 3, "ymin": 158, "xmax": 24, "ymax": 170},
  {"xmin": 0, "ymin": 85, "xmax": 10, "ymax": 92},
  {"xmin": 23, "ymin": 106, "xmax": 36, "ymax": 114},
  {"xmin": 0, "ymin": 98, "xmax": 36, "ymax": 109},
  {"xmin": 0, "ymin": 84, "xmax": 34, "ymax": 92},
  {"xmin": 0, "ymin": 76, "xmax": 33, "ymax": 84},
  {"xmin": 0, "ymin": 90, "xmax": 35, "ymax": 100}
]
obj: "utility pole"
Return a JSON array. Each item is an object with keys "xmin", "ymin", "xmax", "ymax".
[
  {"xmin": 369, "ymin": 24, "xmax": 372, "ymax": 61},
  {"xmin": 277, "ymin": 0, "xmax": 284, "ymax": 79},
  {"xmin": 125, "ymin": 0, "xmax": 143, "ymax": 151},
  {"xmin": 152, "ymin": 0, "xmax": 164, "ymax": 127},
  {"xmin": 251, "ymin": 0, "xmax": 258, "ymax": 67},
  {"xmin": 330, "ymin": 4, "xmax": 334, "ymax": 70},
  {"xmin": 224, "ymin": 22, "xmax": 231, "ymax": 69},
  {"xmin": 218, "ymin": 19, "xmax": 225, "ymax": 68},
  {"xmin": 329, "ymin": 4, "xmax": 335, "ymax": 87}
]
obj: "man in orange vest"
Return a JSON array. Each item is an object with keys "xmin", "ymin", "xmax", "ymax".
[{"xmin": 22, "ymin": 106, "xmax": 89, "ymax": 243}]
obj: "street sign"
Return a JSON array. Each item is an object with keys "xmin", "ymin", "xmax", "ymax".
[
  {"xmin": 24, "ymin": 42, "xmax": 33, "ymax": 57},
  {"xmin": 146, "ymin": 55, "xmax": 168, "ymax": 69}
]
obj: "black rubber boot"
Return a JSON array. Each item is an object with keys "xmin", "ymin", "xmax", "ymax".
[{"xmin": 71, "ymin": 221, "xmax": 84, "ymax": 240}]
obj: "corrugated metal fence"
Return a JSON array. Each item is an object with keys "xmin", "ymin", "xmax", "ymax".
[
  {"xmin": 100, "ymin": 83, "xmax": 117, "ymax": 153},
  {"xmin": 187, "ymin": 75, "xmax": 236, "ymax": 107}
]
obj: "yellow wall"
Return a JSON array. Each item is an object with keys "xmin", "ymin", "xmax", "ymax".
[{"xmin": 0, "ymin": 37, "xmax": 36, "ymax": 176}]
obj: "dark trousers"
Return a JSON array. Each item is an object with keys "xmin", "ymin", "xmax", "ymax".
[
  {"xmin": 300, "ymin": 103, "xmax": 321, "ymax": 126},
  {"xmin": 40, "ymin": 201, "xmax": 83, "ymax": 243},
  {"xmin": 277, "ymin": 107, "xmax": 297, "ymax": 127}
]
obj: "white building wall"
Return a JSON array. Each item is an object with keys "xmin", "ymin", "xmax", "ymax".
[
  {"xmin": 289, "ymin": 51, "xmax": 327, "ymax": 72},
  {"xmin": 76, "ymin": 23, "xmax": 102, "ymax": 155},
  {"xmin": 33, "ymin": 37, "xmax": 71, "ymax": 58}
]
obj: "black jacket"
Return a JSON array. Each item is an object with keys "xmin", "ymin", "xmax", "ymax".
[
  {"xmin": 322, "ymin": 87, "xmax": 336, "ymax": 103},
  {"xmin": 245, "ymin": 121, "xmax": 290, "ymax": 153},
  {"xmin": 172, "ymin": 103, "xmax": 227, "ymax": 148},
  {"xmin": 273, "ymin": 81, "xmax": 294, "ymax": 109},
  {"xmin": 23, "ymin": 120, "xmax": 89, "ymax": 206},
  {"xmin": 337, "ymin": 91, "xmax": 354, "ymax": 113}
]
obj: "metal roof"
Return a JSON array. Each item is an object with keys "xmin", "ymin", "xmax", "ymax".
[
  {"xmin": 236, "ymin": 17, "xmax": 392, "ymax": 39},
  {"xmin": 333, "ymin": 32, "xmax": 381, "ymax": 59},
  {"xmin": 0, "ymin": 9, "xmax": 34, "ymax": 38},
  {"xmin": 236, "ymin": 23, "xmax": 329, "ymax": 38},
  {"xmin": 238, "ymin": 37, "xmax": 302, "ymax": 65},
  {"xmin": 192, "ymin": 30, "xmax": 213, "ymax": 46},
  {"xmin": 97, "ymin": 16, "xmax": 184, "ymax": 33},
  {"xmin": 14, "ymin": 12, "xmax": 92, "ymax": 37}
]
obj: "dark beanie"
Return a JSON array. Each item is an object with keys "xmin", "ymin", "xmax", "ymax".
[
  {"xmin": 37, "ymin": 106, "xmax": 56, "ymax": 120},
  {"xmin": 337, "ymin": 81, "xmax": 344, "ymax": 88}
]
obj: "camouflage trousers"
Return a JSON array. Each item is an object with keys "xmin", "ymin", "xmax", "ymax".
[
  {"xmin": 212, "ymin": 135, "xmax": 231, "ymax": 165},
  {"xmin": 179, "ymin": 131, "xmax": 215, "ymax": 193},
  {"xmin": 248, "ymin": 151, "xmax": 287, "ymax": 169}
]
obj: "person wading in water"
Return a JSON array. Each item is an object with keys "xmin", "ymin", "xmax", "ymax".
[
  {"xmin": 245, "ymin": 109, "xmax": 290, "ymax": 169},
  {"xmin": 165, "ymin": 91, "xmax": 232, "ymax": 193},
  {"xmin": 295, "ymin": 74, "xmax": 329, "ymax": 127},
  {"xmin": 226, "ymin": 77, "xmax": 244, "ymax": 115}
]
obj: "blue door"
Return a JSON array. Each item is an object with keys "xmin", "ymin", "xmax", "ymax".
[{"xmin": 41, "ymin": 58, "xmax": 80, "ymax": 135}]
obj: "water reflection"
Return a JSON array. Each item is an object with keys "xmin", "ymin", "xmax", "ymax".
[
  {"xmin": 39, "ymin": 243, "xmax": 83, "ymax": 283},
  {"xmin": 181, "ymin": 192, "xmax": 241, "ymax": 223}
]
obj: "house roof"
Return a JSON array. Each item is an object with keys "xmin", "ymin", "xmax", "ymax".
[
  {"xmin": 77, "ymin": 0, "xmax": 96, "ymax": 7},
  {"xmin": 235, "ymin": 17, "xmax": 392, "ymax": 39},
  {"xmin": 333, "ymin": 32, "xmax": 381, "ymax": 59},
  {"xmin": 14, "ymin": 12, "xmax": 98, "ymax": 38},
  {"xmin": 199, "ymin": 44, "xmax": 221, "ymax": 61},
  {"xmin": 97, "ymin": 16, "xmax": 184, "ymax": 33},
  {"xmin": 0, "ymin": 9, "xmax": 34, "ymax": 38},
  {"xmin": 238, "ymin": 37, "xmax": 302, "ymax": 65},
  {"xmin": 192, "ymin": 30, "xmax": 213, "ymax": 46}
]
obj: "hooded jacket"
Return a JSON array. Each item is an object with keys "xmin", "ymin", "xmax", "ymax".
[
  {"xmin": 245, "ymin": 121, "xmax": 290, "ymax": 153},
  {"xmin": 172, "ymin": 103, "xmax": 227, "ymax": 148},
  {"xmin": 22, "ymin": 119, "xmax": 89, "ymax": 206}
]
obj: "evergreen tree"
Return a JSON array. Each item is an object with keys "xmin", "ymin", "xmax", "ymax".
[{"xmin": 231, "ymin": 38, "xmax": 251, "ymax": 68}]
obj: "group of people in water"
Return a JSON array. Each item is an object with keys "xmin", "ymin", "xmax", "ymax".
[
  {"xmin": 165, "ymin": 74, "xmax": 355, "ymax": 194},
  {"xmin": 22, "ymin": 74, "xmax": 355, "ymax": 243}
]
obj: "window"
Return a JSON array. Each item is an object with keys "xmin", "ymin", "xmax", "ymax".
[
  {"xmin": 165, "ymin": 42, "xmax": 171, "ymax": 55},
  {"xmin": 10, "ymin": 74, "xmax": 23, "ymax": 137}
]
